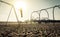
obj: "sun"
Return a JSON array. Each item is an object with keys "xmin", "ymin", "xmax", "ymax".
[{"xmin": 14, "ymin": 1, "xmax": 26, "ymax": 10}]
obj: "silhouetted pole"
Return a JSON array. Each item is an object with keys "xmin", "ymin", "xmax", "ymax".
[
  {"xmin": 53, "ymin": 7, "xmax": 55, "ymax": 20},
  {"xmin": 6, "ymin": 6, "xmax": 13, "ymax": 25},
  {"xmin": 39, "ymin": 12, "xmax": 40, "ymax": 20},
  {"xmin": 20, "ymin": 8, "xmax": 23, "ymax": 17}
]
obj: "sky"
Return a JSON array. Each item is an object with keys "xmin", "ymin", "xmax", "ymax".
[{"xmin": 0, "ymin": 0, "xmax": 60, "ymax": 22}]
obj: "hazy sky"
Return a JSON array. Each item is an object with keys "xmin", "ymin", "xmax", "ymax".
[{"xmin": 0, "ymin": 0, "xmax": 60, "ymax": 21}]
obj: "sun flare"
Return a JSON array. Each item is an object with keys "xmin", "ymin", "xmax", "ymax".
[{"xmin": 14, "ymin": 1, "xmax": 27, "ymax": 10}]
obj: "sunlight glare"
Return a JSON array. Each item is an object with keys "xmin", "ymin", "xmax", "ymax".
[{"xmin": 14, "ymin": 1, "xmax": 27, "ymax": 10}]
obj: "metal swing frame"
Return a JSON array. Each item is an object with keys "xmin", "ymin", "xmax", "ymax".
[{"xmin": 0, "ymin": 0, "xmax": 20, "ymax": 25}]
